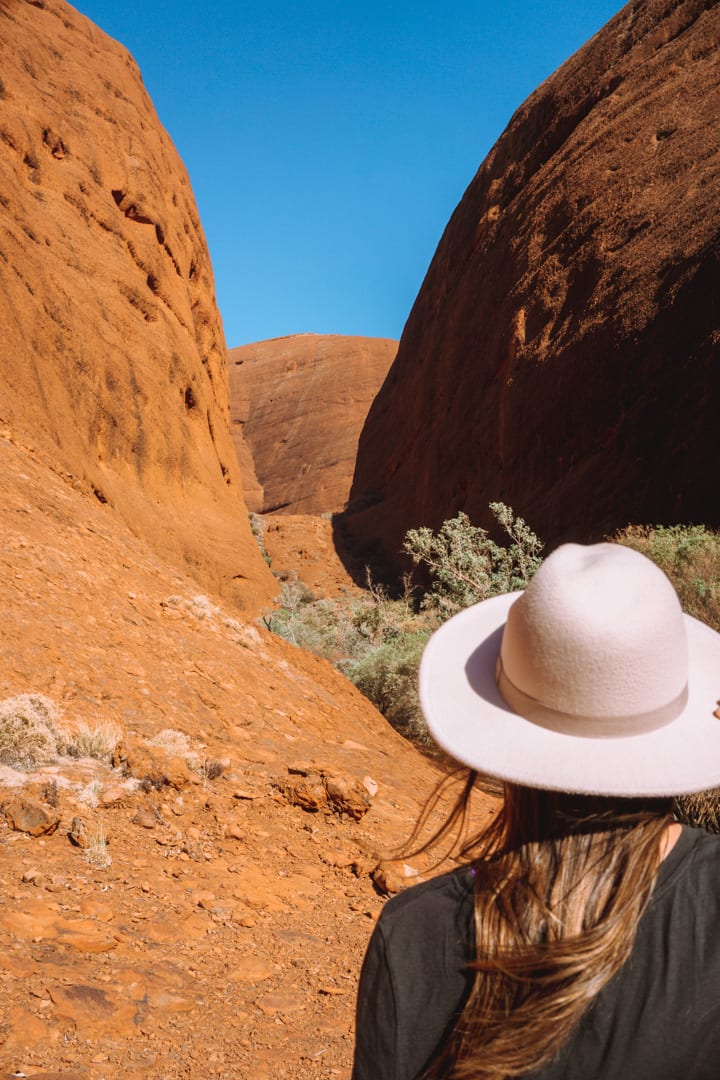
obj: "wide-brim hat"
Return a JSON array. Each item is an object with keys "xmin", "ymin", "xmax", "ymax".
[{"xmin": 419, "ymin": 542, "xmax": 720, "ymax": 796}]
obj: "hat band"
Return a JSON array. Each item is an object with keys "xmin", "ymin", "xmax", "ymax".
[{"xmin": 496, "ymin": 655, "xmax": 689, "ymax": 738}]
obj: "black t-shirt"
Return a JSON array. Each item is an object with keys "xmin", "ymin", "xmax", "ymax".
[{"xmin": 352, "ymin": 827, "xmax": 720, "ymax": 1079}]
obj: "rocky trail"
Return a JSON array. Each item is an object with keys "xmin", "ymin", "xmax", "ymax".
[{"xmin": 0, "ymin": 436, "xmax": 495, "ymax": 1078}]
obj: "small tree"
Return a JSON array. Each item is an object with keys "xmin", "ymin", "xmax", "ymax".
[{"xmin": 403, "ymin": 502, "xmax": 543, "ymax": 614}]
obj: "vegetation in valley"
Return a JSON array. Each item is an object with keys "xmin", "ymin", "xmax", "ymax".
[
  {"xmin": 256, "ymin": 510, "xmax": 720, "ymax": 754},
  {"xmin": 259, "ymin": 503, "xmax": 543, "ymax": 742}
]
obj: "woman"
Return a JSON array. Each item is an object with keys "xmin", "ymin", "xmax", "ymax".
[{"xmin": 352, "ymin": 542, "xmax": 720, "ymax": 1079}]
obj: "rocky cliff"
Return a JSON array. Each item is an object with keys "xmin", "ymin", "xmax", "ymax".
[
  {"xmin": 229, "ymin": 334, "xmax": 396, "ymax": 515},
  {"xmin": 0, "ymin": 0, "xmax": 275, "ymax": 610},
  {"xmin": 342, "ymin": 0, "xmax": 720, "ymax": 572}
]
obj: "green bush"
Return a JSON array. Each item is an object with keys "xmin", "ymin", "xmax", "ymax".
[
  {"xmin": 343, "ymin": 630, "xmax": 433, "ymax": 743},
  {"xmin": 262, "ymin": 580, "xmax": 374, "ymax": 662},
  {"xmin": 260, "ymin": 504, "xmax": 542, "ymax": 747},
  {"xmin": 403, "ymin": 502, "xmax": 543, "ymax": 614},
  {"xmin": 614, "ymin": 524, "xmax": 720, "ymax": 631}
]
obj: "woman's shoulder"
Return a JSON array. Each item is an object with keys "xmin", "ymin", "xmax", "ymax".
[
  {"xmin": 377, "ymin": 865, "xmax": 474, "ymax": 934},
  {"xmin": 652, "ymin": 824, "xmax": 720, "ymax": 904}
]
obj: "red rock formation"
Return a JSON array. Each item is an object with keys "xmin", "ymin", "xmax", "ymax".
[
  {"xmin": 342, "ymin": 0, "xmax": 720, "ymax": 573},
  {"xmin": 0, "ymin": 0, "xmax": 275, "ymax": 610},
  {"xmin": 229, "ymin": 334, "xmax": 396, "ymax": 515}
]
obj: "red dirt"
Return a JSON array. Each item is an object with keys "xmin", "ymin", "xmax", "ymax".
[{"xmin": 0, "ymin": 432, "xmax": 497, "ymax": 1079}]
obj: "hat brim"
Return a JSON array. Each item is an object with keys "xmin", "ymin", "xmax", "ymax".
[{"xmin": 419, "ymin": 592, "xmax": 720, "ymax": 796}]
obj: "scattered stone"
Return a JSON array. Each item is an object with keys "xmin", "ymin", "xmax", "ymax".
[
  {"xmin": 113, "ymin": 738, "xmax": 191, "ymax": 790},
  {"xmin": 223, "ymin": 823, "xmax": 245, "ymax": 841},
  {"xmin": 100, "ymin": 784, "xmax": 129, "ymax": 807},
  {"xmin": 323, "ymin": 774, "xmax": 372, "ymax": 820},
  {"xmin": 146, "ymin": 989, "xmax": 196, "ymax": 1013},
  {"xmin": 281, "ymin": 768, "xmax": 373, "ymax": 819},
  {"xmin": 0, "ymin": 1004, "xmax": 57, "ymax": 1053},
  {"xmin": 2, "ymin": 797, "xmax": 60, "ymax": 837},
  {"xmin": 256, "ymin": 991, "xmax": 306, "ymax": 1016},
  {"xmin": 372, "ymin": 860, "xmax": 414, "ymax": 895},
  {"xmin": 284, "ymin": 774, "xmax": 328, "ymax": 813},
  {"xmin": 47, "ymin": 982, "xmax": 137, "ymax": 1036},
  {"xmin": 192, "ymin": 890, "xmax": 216, "ymax": 908},
  {"xmin": 362, "ymin": 775, "xmax": 379, "ymax": 798},
  {"xmin": 68, "ymin": 816, "xmax": 88, "ymax": 848},
  {"xmin": 228, "ymin": 957, "xmax": 275, "ymax": 983},
  {"xmin": 132, "ymin": 809, "xmax": 158, "ymax": 830},
  {"xmin": 231, "ymin": 787, "xmax": 262, "ymax": 801}
]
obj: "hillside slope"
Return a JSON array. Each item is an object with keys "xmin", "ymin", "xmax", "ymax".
[{"xmin": 0, "ymin": 432, "xmax": 461, "ymax": 1077}]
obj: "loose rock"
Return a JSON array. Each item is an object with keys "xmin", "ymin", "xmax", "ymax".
[{"xmin": 3, "ymin": 797, "xmax": 60, "ymax": 837}]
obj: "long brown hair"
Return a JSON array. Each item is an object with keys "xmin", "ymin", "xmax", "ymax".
[{"xmin": 410, "ymin": 771, "xmax": 673, "ymax": 1079}]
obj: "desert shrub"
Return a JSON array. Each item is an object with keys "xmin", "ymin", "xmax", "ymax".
[
  {"xmin": 260, "ymin": 505, "xmax": 542, "ymax": 746},
  {"xmin": 66, "ymin": 720, "xmax": 123, "ymax": 762},
  {"xmin": 0, "ymin": 694, "xmax": 62, "ymax": 769},
  {"xmin": 614, "ymin": 524, "xmax": 720, "ymax": 631},
  {"xmin": 263, "ymin": 578, "xmax": 375, "ymax": 662},
  {"xmin": 261, "ymin": 572, "xmax": 436, "ymax": 738},
  {"xmin": 84, "ymin": 821, "xmax": 112, "ymax": 869},
  {"xmin": 263, "ymin": 584, "xmax": 353, "ymax": 658},
  {"xmin": 403, "ymin": 502, "xmax": 543, "ymax": 614},
  {"xmin": 148, "ymin": 728, "xmax": 193, "ymax": 756},
  {"xmin": 263, "ymin": 572, "xmax": 426, "ymax": 662},
  {"xmin": 77, "ymin": 780, "xmax": 103, "ymax": 809},
  {"xmin": 343, "ymin": 630, "xmax": 432, "ymax": 743}
]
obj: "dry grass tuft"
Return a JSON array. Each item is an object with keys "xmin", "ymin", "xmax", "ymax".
[
  {"xmin": 66, "ymin": 720, "xmax": 123, "ymax": 762},
  {"xmin": 84, "ymin": 821, "xmax": 111, "ymax": 868},
  {"xmin": 148, "ymin": 728, "xmax": 192, "ymax": 756}
]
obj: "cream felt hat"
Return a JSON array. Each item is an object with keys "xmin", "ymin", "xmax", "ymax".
[{"xmin": 418, "ymin": 542, "xmax": 720, "ymax": 796}]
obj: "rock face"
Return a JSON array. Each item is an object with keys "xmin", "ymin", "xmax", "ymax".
[
  {"xmin": 229, "ymin": 334, "xmax": 397, "ymax": 515},
  {"xmin": 342, "ymin": 0, "xmax": 720, "ymax": 572},
  {"xmin": 0, "ymin": 0, "xmax": 275, "ymax": 610}
]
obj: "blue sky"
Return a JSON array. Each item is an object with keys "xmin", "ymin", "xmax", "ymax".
[{"xmin": 74, "ymin": 1, "xmax": 622, "ymax": 348}]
